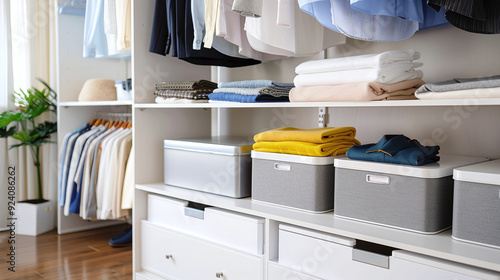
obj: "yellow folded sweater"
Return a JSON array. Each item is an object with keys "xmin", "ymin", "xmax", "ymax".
[
  {"xmin": 253, "ymin": 139, "xmax": 361, "ymax": 157},
  {"xmin": 254, "ymin": 127, "xmax": 357, "ymax": 143}
]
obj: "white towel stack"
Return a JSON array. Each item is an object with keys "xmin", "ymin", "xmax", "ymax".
[
  {"xmin": 290, "ymin": 49, "xmax": 425, "ymax": 102},
  {"xmin": 294, "ymin": 49, "xmax": 423, "ymax": 86}
]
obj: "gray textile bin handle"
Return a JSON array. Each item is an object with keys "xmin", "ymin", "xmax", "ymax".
[
  {"xmin": 366, "ymin": 174, "xmax": 390, "ymax": 185},
  {"xmin": 274, "ymin": 163, "xmax": 291, "ymax": 172}
]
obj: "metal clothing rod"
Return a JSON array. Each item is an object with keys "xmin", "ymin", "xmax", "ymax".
[
  {"xmin": 94, "ymin": 112, "xmax": 132, "ymax": 121},
  {"xmin": 95, "ymin": 112, "xmax": 131, "ymax": 117}
]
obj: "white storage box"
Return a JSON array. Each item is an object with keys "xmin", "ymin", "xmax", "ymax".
[
  {"xmin": 251, "ymin": 151, "xmax": 336, "ymax": 213},
  {"xmin": 453, "ymin": 159, "xmax": 500, "ymax": 248},
  {"xmin": 15, "ymin": 200, "xmax": 55, "ymax": 236},
  {"xmin": 392, "ymin": 251, "xmax": 500, "ymax": 280},
  {"xmin": 163, "ymin": 136, "xmax": 254, "ymax": 198},
  {"xmin": 148, "ymin": 194, "xmax": 264, "ymax": 254},
  {"xmin": 334, "ymin": 155, "xmax": 488, "ymax": 234},
  {"xmin": 278, "ymin": 224, "xmax": 394, "ymax": 280}
]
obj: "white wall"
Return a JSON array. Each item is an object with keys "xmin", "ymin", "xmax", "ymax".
[{"xmin": 220, "ymin": 25, "xmax": 500, "ymax": 159}]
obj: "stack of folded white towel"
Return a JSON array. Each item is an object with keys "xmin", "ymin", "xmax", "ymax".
[{"xmin": 290, "ymin": 49, "xmax": 426, "ymax": 102}]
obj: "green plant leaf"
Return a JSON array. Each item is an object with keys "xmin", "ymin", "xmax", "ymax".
[
  {"xmin": 0, "ymin": 126, "xmax": 17, "ymax": 138},
  {"xmin": 33, "ymin": 121, "xmax": 57, "ymax": 138},
  {"xmin": 2, "ymin": 79, "xmax": 57, "ymax": 200},
  {"xmin": 11, "ymin": 130, "xmax": 40, "ymax": 143},
  {"xmin": 0, "ymin": 111, "xmax": 25, "ymax": 127}
]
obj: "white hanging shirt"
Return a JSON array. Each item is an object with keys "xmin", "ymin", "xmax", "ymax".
[
  {"xmin": 244, "ymin": 0, "xmax": 346, "ymax": 56},
  {"xmin": 216, "ymin": 0, "xmax": 286, "ymax": 61}
]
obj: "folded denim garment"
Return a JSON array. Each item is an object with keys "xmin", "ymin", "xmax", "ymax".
[
  {"xmin": 208, "ymin": 92, "xmax": 289, "ymax": 102},
  {"xmin": 346, "ymin": 134, "xmax": 440, "ymax": 166}
]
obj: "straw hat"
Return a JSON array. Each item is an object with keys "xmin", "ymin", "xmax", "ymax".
[{"xmin": 78, "ymin": 79, "xmax": 117, "ymax": 101}]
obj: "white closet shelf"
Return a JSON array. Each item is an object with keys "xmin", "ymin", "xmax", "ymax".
[
  {"xmin": 136, "ymin": 182, "xmax": 500, "ymax": 273},
  {"xmin": 59, "ymin": 101, "xmax": 133, "ymax": 107},
  {"xmin": 134, "ymin": 98, "xmax": 500, "ymax": 109}
]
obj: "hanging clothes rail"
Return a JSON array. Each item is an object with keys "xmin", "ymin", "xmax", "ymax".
[{"xmin": 59, "ymin": 111, "xmax": 133, "ymax": 222}]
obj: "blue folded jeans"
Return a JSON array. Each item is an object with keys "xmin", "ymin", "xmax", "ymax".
[{"xmin": 346, "ymin": 134, "xmax": 440, "ymax": 166}]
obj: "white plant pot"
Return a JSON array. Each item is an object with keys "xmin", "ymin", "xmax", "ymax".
[{"xmin": 15, "ymin": 200, "xmax": 55, "ymax": 236}]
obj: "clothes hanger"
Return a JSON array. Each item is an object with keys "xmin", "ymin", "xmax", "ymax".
[{"xmin": 106, "ymin": 120, "xmax": 115, "ymax": 130}]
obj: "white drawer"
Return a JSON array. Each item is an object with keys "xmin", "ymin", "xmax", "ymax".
[
  {"xmin": 268, "ymin": 261, "xmax": 322, "ymax": 280},
  {"xmin": 148, "ymin": 194, "xmax": 264, "ymax": 254},
  {"xmin": 392, "ymin": 251, "xmax": 500, "ymax": 280},
  {"xmin": 141, "ymin": 220, "xmax": 263, "ymax": 280},
  {"xmin": 279, "ymin": 224, "xmax": 394, "ymax": 280}
]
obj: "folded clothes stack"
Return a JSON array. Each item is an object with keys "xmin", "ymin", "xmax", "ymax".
[
  {"xmin": 415, "ymin": 75, "xmax": 500, "ymax": 99},
  {"xmin": 346, "ymin": 134, "xmax": 440, "ymax": 166},
  {"xmin": 209, "ymin": 80, "xmax": 294, "ymax": 103},
  {"xmin": 291, "ymin": 49, "xmax": 425, "ymax": 102},
  {"xmin": 154, "ymin": 80, "xmax": 217, "ymax": 104},
  {"xmin": 253, "ymin": 127, "xmax": 361, "ymax": 157}
]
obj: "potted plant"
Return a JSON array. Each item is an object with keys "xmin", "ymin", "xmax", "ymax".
[{"xmin": 0, "ymin": 79, "xmax": 57, "ymax": 236}]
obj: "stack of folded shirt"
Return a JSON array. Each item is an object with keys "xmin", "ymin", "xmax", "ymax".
[
  {"xmin": 154, "ymin": 80, "xmax": 217, "ymax": 104},
  {"xmin": 346, "ymin": 134, "xmax": 440, "ymax": 166},
  {"xmin": 415, "ymin": 75, "xmax": 500, "ymax": 99},
  {"xmin": 290, "ymin": 50, "xmax": 425, "ymax": 102},
  {"xmin": 208, "ymin": 80, "xmax": 294, "ymax": 103},
  {"xmin": 253, "ymin": 127, "xmax": 361, "ymax": 157}
]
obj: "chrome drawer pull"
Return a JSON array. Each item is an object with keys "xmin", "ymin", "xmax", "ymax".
[
  {"xmin": 216, "ymin": 272, "xmax": 223, "ymax": 278},
  {"xmin": 165, "ymin": 254, "xmax": 173, "ymax": 260}
]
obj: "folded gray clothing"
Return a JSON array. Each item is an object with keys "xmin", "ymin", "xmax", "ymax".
[
  {"xmin": 259, "ymin": 87, "xmax": 292, "ymax": 97},
  {"xmin": 156, "ymin": 80, "xmax": 218, "ymax": 90},
  {"xmin": 154, "ymin": 89, "xmax": 212, "ymax": 99},
  {"xmin": 415, "ymin": 75, "xmax": 500, "ymax": 94},
  {"xmin": 218, "ymin": 80, "xmax": 294, "ymax": 89}
]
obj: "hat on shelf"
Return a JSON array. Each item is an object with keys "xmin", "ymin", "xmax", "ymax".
[{"xmin": 78, "ymin": 78, "xmax": 117, "ymax": 101}]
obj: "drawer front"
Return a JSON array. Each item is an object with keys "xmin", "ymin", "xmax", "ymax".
[
  {"xmin": 148, "ymin": 194, "xmax": 264, "ymax": 254},
  {"xmin": 279, "ymin": 226, "xmax": 393, "ymax": 280},
  {"xmin": 392, "ymin": 251, "xmax": 500, "ymax": 280},
  {"xmin": 392, "ymin": 257, "xmax": 487, "ymax": 280},
  {"xmin": 268, "ymin": 261, "xmax": 322, "ymax": 280},
  {"xmin": 141, "ymin": 220, "xmax": 263, "ymax": 280}
]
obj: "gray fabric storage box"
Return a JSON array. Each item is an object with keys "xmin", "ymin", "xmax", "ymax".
[
  {"xmin": 163, "ymin": 136, "xmax": 254, "ymax": 198},
  {"xmin": 452, "ymin": 159, "xmax": 500, "ymax": 248},
  {"xmin": 334, "ymin": 155, "xmax": 488, "ymax": 234},
  {"xmin": 251, "ymin": 151, "xmax": 336, "ymax": 213}
]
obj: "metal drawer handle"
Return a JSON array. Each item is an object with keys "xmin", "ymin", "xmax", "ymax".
[
  {"xmin": 216, "ymin": 272, "xmax": 223, "ymax": 278},
  {"xmin": 165, "ymin": 254, "xmax": 173, "ymax": 260}
]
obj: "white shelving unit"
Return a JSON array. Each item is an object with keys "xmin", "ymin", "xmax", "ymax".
[
  {"xmin": 136, "ymin": 182, "xmax": 500, "ymax": 272},
  {"xmin": 135, "ymin": 98, "xmax": 500, "ymax": 109},
  {"xmin": 55, "ymin": 12, "xmax": 131, "ymax": 234},
  {"xmin": 55, "ymin": 0, "xmax": 500, "ymax": 278},
  {"xmin": 129, "ymin": 0, "xmax": 500, "ymax": 277},
  {"xmin": 133, "ymin": 103, "xmax": 500, "ymax": 279}
]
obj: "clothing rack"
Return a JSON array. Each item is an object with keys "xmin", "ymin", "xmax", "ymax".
[{"xmin": 94, "ymin": 111, "xmax": 132, "ymax": 119}]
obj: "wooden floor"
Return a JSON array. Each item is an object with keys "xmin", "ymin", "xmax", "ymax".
[{"xmin": 0, "ymin": 224, "xmax": 132, "ymax": 280}]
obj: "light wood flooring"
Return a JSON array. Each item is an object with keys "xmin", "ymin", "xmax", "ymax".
[{"xmin": 0, "ymin": 224, "xmax": 132, "ymax": 280}]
